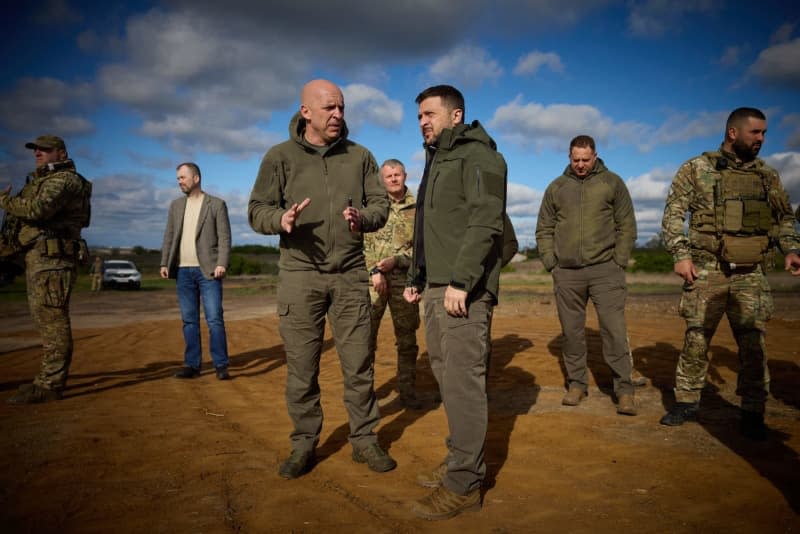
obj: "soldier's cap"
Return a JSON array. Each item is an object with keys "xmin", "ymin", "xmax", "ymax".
[{"xmin": 24, "ymin": 135, "xmax": 66, "ymax": 151}]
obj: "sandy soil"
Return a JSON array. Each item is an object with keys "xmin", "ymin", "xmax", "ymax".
[{"xmin": 1, "ymin": 276, "xmax": 799, "ymax": 533}]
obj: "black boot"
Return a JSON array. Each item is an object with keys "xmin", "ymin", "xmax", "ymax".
[
  {"xmin": 740, "ymin": 410, "xmax": 767, "ymax": 441},
  {"xmin": 659, "ymin": 402, "xmax": 699, "ymax": 426}
]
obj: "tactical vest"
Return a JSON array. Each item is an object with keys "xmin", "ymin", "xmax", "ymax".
[
  {"xmin": 691, "ymin": 152, "xmax": 775, "ymax": 266},
  {"xmin": 17, "ymin": 160, "xmax": 92, "ymax": 248}
]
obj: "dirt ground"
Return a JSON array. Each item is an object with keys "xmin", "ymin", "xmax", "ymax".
[{"xmin": 1, "ymin": 274, "xmax": 799, "ymax": 533}]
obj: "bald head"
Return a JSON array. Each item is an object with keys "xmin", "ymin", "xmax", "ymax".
[{"xmin": 300, "ymin": 79, "xmax": 345, "ymax": 145}]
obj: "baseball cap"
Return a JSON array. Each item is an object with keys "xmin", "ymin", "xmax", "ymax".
[{"xmin": 25, "ymin": 135, "xmax": 66, "ymax": 151}]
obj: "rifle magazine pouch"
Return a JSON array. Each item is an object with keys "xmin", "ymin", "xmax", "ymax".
[
  {"xmin": 720, "ymin": 235, "xmax": 768, "ymax": 266},
  {"xmin": 723, "ymin": 200, "xmax": 743, "ymax": 233},
  {"xmin": 45, "ymin": 238, "xmax": 63, "ymax": 257}
]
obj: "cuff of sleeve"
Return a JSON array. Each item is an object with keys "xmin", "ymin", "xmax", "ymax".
[{"xmin": 449, "ymin": 280, "xmax": 467, "ymax": 290}]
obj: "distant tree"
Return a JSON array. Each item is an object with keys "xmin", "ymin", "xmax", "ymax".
[
  {"xmin": 231, "ymin": 244, "xmax": 280, "ymax": 255},
  {"xmin": 132, "ymin": 245, "xmax": 146, "ymax": 255},
  {"xmin": 643, "ymin": 232, "xmax": 665, "ymax": 250}
]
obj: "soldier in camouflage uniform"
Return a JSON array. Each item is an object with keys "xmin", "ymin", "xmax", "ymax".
[
  {"xmin": 364, "ymin": 159, "xmax": 421, "ymax": 409},
  {"xmin": 0, "ymin": 135, "xmax": 92, "ymax": 404},
  {"xmin": 660, "ymin": 108, "xmax": 800, "ymax": 439}
]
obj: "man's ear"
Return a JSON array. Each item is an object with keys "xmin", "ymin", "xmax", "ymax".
[{"xmin": 452, "ymin": 108, "xmax": 464, "ymax": 125}]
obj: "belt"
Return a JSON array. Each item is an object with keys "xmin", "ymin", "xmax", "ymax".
[{"xmin": 696, "ymin": 257, "xmax": 760, "ymax": 275}]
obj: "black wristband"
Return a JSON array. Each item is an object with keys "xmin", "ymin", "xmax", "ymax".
[{"xmin": 370, "ymin": 266, "xmax": 382, "ymax": 276}]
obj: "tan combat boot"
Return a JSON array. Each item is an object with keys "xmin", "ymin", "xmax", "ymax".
[
  {"xmin": 561, "ymin": 385, "xmax": 587, "ymax": 406},
  {"xmin": 617, "ymin": 393, "xmax": 637, "ymax": 416},
  {"xmin": 416, "ymin": 463, "xmax": 447, "ymax": 488},
  {"xmin": 412, "ymin": 486, "xmax": 481, "ymax": 520},
  {"xmin": 631, "ymin": 368, "xmax": 647, "ymax": 387}
]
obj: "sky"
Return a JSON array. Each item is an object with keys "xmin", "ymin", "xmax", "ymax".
[{"xmin": 1, "ymin": 0, "xmax": 799, "ymax": 249}]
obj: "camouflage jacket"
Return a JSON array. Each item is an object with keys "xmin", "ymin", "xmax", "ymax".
[
  {"xmin": 661, "ymin": 148, "xmax": 799, "ymax": 262},
  {"xmin": 364, "ymin": 188, "xmax": 415, "ymax": 277},
  {"xmin": 0, "ymin": 159, "xmax": 91, "ymax": 248}
]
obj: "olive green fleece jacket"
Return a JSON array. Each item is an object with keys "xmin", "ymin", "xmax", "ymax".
[
  {"xmin": 536, "ymin": 159, "xmax": 636, "ymax": 271},
  {"xmin": 408, "ymin": 120, "xmax": 507, "ymax": 300},
  {"xmin": 248, "ymin": 112, "xmax": 389, "ymax": 272}
]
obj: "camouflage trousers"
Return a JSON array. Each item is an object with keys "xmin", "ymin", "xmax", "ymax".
[
  {"xmin": 675, "ymin": 263, "xmax": 773, "ymax": 413},
  {"xmin": 25, "ymin": 248, "xmax": 76, "ymax": 392},
  {"xmin": 369, "ymin": 272, "xmax": 420, "ymax": 396}
]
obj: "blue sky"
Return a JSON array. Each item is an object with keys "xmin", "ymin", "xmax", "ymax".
[{"xmin": 1, "ymin": 0, "xmax": 799, "ymax": 249}]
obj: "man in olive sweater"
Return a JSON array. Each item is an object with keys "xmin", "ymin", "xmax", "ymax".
[
  {"xmin": 536, "ymin": 135, "xmax": 638, "ymax": 415},
  {"xmin": 248, "ymin": 79, "xmax": 393, "ymax": 479}
]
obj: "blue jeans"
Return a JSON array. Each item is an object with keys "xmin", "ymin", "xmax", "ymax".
[{"xmin": 176, "ymin": 267, "xmax": 229, "ymax": 370}]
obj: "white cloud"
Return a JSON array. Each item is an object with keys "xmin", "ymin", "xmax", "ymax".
[
  {"xmin": 514, "ymin": 51, "xmax": 564, "ymax": 76},
  {"xmin": 489, "ymin": 96, "xmax": 614, "ymax": 151},
  {"xmin": 747, "ymin": 38, "xmax": 800, "ymax": 89},
  {"xmin": 490, "ymin": 97, "xmax": 725, "ymax": 153},
  {"xmin": 764, "ymin": 151, "xmax": 800, "ymax": 203},
  {"xmin": 638, "ymin": 111, "xmax": 725, "ymax": 152},
  {"xmin": 770, "ymin": 22, "xmax": 795, "ymax": 45},
  {"xmin": 780, "ymin": 113, "xmax": 800, "ymax": 150},
  {"xmin": 718, "ymin": 46, "xmax": 741, "ymax": 67},
  {"xmin": 0, "ymin": 77, "xmax": 95, "ymax": 136},
  {"xmin": 627, "ymin": 0, "xmax": 718, "ymax": 38},
  {"xmin": 624, "ymin": 167, "xmax": 679, "ymax": 244},
  {"xmin": 428, "ymin": 46, "xmax": 504, "ymax": 89},
  {"xmin": 507, "ymin": 182, "xmax": 544, "ymax": 217},
  {"xmin": 83, "ymin": 173, "xmax": 271, "ymax": 248},
  {"xmin": 342, "ymin": 84, "xmax": 403, "ymax": 131},
  {"xmin": 626, "ymin": 167, "xmax": 675, "ymax": 202}
]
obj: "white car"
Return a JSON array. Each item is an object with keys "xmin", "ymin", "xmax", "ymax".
[{"xmin": 102, "ymin": 260, "xmax": 142, "ymax": 290}]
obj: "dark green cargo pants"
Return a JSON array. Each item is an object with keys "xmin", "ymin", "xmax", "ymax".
[
  {"xmin": 423, "ymin": 285, "xmax": 493, "ymax": 496},
  {"xmin": 277, "ymin": 268, "xmax": 381, "ymax": 453}
]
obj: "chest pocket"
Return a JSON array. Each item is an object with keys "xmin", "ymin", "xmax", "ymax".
[
  {"xmin": 718, "ymin": 168, "xmax": 771, "ymax": 235},
  {"xmin": 428, "ymin": 158, "xmax": 462, "ymax": 211}
]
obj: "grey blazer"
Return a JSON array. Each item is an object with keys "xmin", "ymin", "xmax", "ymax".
[{"xmin": 160, "ymin": 193, "xmax": 231, "ymax": 280}]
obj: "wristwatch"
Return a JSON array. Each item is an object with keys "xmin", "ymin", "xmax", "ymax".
[{"xmin": 369, "ymin": 266, "xmax": 383, "ymax": 276}]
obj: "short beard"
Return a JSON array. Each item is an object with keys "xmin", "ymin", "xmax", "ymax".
[{"xmin": 732, "ymin": 138, "xmax": 759, "ymax": 162}]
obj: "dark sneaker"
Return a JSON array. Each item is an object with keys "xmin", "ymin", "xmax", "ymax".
[
  {"xmin": 279, "ymin": 449, "xmax": 315, "ymax": 479},
  {"xmin": 412, "ymin": 486, "xmax": 481, "ymax": 520},
  {"xmin": 616, "ymin": 393, "xmax": 637, "ymax": 416},
  {"xmin": 173, "ymin": 366, "xmax": 200, "ymax": 379},
  {"xmin": 7, "ymin": 384, "xmax": 62, "ymax": 405},
  {"xmin": 352, "ymin": 443, "xmax": 397, "ymax": 472},
  {"xmin": 631, "ymin": 368, "xmax": 648, "ymax": 387},
  {"xmin": 740, "ymin": 410, "xmax": 767, "ymax": 441},
  {"xmin": 659, "ymin": 402, "xmax": 699, "ymax": 426},
  {"xmin": 562, "ymin": 385, "xmax": 587, "ymax": 406},
  {"xmin": 215, "ymin": 366, "xmax": 230, "ymax": 380},
  {"xmin": 416, "ymin": 463, "xmax": 447, "ymax": 488}
]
